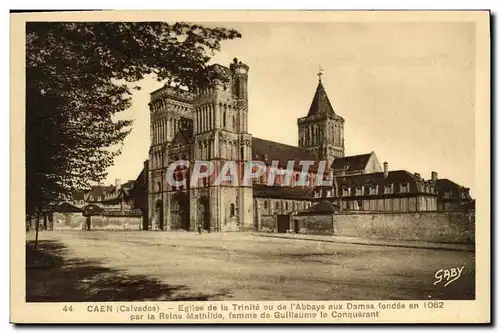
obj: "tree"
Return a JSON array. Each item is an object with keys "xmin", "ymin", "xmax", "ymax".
[{"xmin": 26, "ymin": 22, "xmax": 241, "ymax": 217}]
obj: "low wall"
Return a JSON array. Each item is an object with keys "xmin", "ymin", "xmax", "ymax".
[
  {"xmin": 260, "ymin": 215, "xmax": 276, "ymax": 233},
  {"xmin": 90, "ymin": 215, "xmax": 142, "ymax": 231},
  {"xmin": 333, "ymin": 211, "xmax": 475, "ymax": 244},
  {"xmin": 296, "ymin": 215, "xmax": 334, "ymax": 235},
  {"xmin": 52, "ymin": 212, "xmax": 87, "ymax": 230},
  {"xmin": 52, "ymin": 212, "xmax": 142, "ymax": 231}
]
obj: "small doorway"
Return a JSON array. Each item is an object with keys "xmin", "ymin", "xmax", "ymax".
[
  {"xmin": 198, "ymin": 197, "xmax": 210, "ymax": 231},
  {"xmin": 156, "ymin": 200, "xmax": 164, "ymax": 230},
  {"xmin": 86, "ymin": 216, "xmax": 91, "ymax": 231},
  {"xmin": 277, "ymin": 215, "xmax": 290, "ymax": 233},
  {"xmin": 141, "ymin": 209, "xmax": 148, "ymax": 231}
]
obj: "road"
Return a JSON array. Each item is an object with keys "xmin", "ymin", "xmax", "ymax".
[{"xmin": 26, "ymin": 231, "xmax": 475, "ymax": 302}]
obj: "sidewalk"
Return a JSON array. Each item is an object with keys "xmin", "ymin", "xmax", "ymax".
[{"xmin": 254, "ymin": 232, "xmax": 475, "ymax": 252}]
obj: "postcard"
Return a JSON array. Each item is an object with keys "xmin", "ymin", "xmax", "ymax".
[{"xmin": 11, "ymin": 10, "xmax": 490, "ymax": 324}]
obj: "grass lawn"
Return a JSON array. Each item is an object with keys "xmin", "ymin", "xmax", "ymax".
[{"xmin": 26, "ymin": 231, "xmax": 475, "ymax": 302}]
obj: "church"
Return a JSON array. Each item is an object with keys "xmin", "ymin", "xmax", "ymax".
[{"xmin": 129, "ymin": 57, "xmax": 472, "ymax": 232}]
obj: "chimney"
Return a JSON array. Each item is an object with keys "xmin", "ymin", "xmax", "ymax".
[
  {"xmin": 115, "ymin": 178, "xmax": 121, "ymax": 190},
  {"xmin": 431, "ymin": 171, "xmax": 438, "ymax": 182},
  {"xmin": 383, "ymin": 162, "xmax": 389, "ymax": 179}
]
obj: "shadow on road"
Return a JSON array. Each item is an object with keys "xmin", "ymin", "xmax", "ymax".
[{"xmin": 26, "ymin": 240, "xmax": 229, "ymax": 302}]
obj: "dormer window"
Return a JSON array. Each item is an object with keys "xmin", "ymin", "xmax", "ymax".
[
  {"xmin": 400, "ymin": 183, "xmax": 409, "ymax": 193},
  {"xmin": 369, "ymin": 185, "xmax": 378, "ymax": 195},
  {"xmin": 355, "ymin": 186, "xmax": 363, "ymax": 196},
  {"xmin": 342, "ymin": 187, "xmax": 351, "ymax": 197},
  {"xmin": 384, "ymin": 184, "xmax": 394, "ymax": 194}
]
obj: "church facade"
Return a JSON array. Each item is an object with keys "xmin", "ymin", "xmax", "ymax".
[{"xmin": 146, "ymin": 58, "xmax": 340, "ymax": 232}]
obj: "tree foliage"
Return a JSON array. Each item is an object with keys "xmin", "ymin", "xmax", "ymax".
[{"xmin": 26, "ymin": 22, "xmax": 241, "ymax": 215}]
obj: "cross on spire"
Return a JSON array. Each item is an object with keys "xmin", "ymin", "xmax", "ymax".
[{"xmin": 317, "ymin": 65, "xmax": 324, "ymax": 82}]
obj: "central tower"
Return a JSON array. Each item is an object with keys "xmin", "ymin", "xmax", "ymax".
[{"xmin": 297, "ymin": 70, "xmax": 345, "ymax": 167}]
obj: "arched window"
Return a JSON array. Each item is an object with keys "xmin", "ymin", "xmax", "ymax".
[
  {"xmin": 235, "ymin": 78, "xmax": 241, "ymax": 98},
  {"xmin": 264, "ymin": 200, "xmax": 268, "ymax": 209},
  {"xmin": 230, "ymin": 203, "xmax": 235, "ymax": 217},
  {"xmin": 240, "ymin": 146, "xmax": 244, "ymax": 161},
  {"xmin": 233, "ymin": 115, "xmax": 236, "ymax": 129},
  {"xmin": 223, "ymin": 111, "xmax": 226, "ymax": 127}
]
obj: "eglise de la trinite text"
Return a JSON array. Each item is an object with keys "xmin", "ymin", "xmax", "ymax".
[{"xmin": 106, "ymin": 303, "xmax": 394, "ymax": 320}]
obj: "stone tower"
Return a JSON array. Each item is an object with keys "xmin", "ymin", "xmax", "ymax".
[
  {"xmin": 297, "ymin": 71, "xmax": 345, "ymax": 167},
  {"xmin": 189, "ymin": 58, "xmax": 253, "ymax": 232},
  {"xmin": 147, "ymin": 84, "xmax": 194, "ymax": 230}
]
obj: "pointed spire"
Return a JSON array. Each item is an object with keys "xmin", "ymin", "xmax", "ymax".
[{"xmin": 307, "ymin": 69, "xmax": 336, "ymax": 117}]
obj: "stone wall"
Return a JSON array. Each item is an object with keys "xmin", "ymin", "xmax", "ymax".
[
  {"xmin": 290, "ymin": 211, "xmax": 474, "ymax": 243},
  {"xmin": 333, "ymin": 211, "xmax": 474, "ymax": 244},
  {"xmin": 52, "ymin": 212, "xmax": 87, "ymax": 230},
  {"xmin": 52, "ymin": 212, "xmax": 142, "ymax": 231},
  {"xmin": 89, "ymin": 215, "xmax": 142, "ymax": 231},
  {"xmin": 295, "ymin": 215, "xmax": 334, "ymax": 235},
  {"xmin": 260, "ymin": 215, "xmax": 276, "ymax": 232}
]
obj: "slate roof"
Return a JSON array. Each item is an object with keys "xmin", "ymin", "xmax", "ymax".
[
  {"xmin": 70, "ymin": 190, "xmax": 85, "ymax": 201},
  {"xmin": 121, "ymin": 180, "xmax": 135, "ymax": 190},
  {"xmin": 82, "ymin": 204, "xmax": 105, "ymax": 216},
  {"xmin": 327, "ymin": 170, "xmax": 423, "ymax": 187},
  {"xmin": 307, "ymin": 81, "xmax": 336, "ymax": 117},
  {"xmin": 86, "ymin": 185, "xmax": 114, "ymax": 200},
  {"xmin": 331, "ymin": 153, "xmax": 372, "ymax": 172},
  {"xmin": 297, "ymin": 200, "xmax": 339, "ymax": 215},
  {"xmin": 52, "ymin": 202, "xmax": 82, "ymax": 213},
  {"xmin": 435, "ymin": 179, "xmax": 467, "ymax": 192},
  {"xmin": 435, "ymin": 178, "xmax": 472, "ymax": 200},
  {"xmin": 253, "ymin": 184, "xmax": 313, "ymax": 200},
  {"xmin": 252, "ymin": 137, "xmax": 320, "ymax": 171}
]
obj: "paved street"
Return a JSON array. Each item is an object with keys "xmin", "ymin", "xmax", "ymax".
[{"xmin": 26, "ymin": 231, "xmax": 475, "ymax": 302}]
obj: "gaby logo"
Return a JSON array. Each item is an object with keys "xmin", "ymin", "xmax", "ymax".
[
  {"xmin": 164, "ymin": 159, "xmax": 333, "ymax": 188},
  {"xmin": 434, "ymin": 266, "xmax": 465, "ymax": 287}
]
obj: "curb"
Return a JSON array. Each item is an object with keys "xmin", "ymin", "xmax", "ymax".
[{"xmin": 254, "ymin": 233, "xmax": 475, "ymax": 252}]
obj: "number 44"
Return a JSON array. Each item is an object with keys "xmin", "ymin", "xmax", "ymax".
[{"xmin": 63, "ymin": 305, "xmax": 73, "ymax": 312}]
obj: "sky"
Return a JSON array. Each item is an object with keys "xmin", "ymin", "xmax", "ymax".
[{"xmin": 105, "ymin": 21, "xmax": 476, "ymax": 194}]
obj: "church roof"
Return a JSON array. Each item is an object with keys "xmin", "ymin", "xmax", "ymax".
[
  {"xmin": 307, "ymin": 81, "xmax": 336, "ymax": 117},
  {"xmin": 331, "ymin": 153, "xmax": 373, "ymax": 172},
  {"xmin": 251, "ymin": 137, "xmax": 320, "ymax": 171}
]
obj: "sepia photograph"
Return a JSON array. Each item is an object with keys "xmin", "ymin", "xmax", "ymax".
[{"xmin": 11, "ymin": 10, "xmax": 490, "ymax": 324}]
